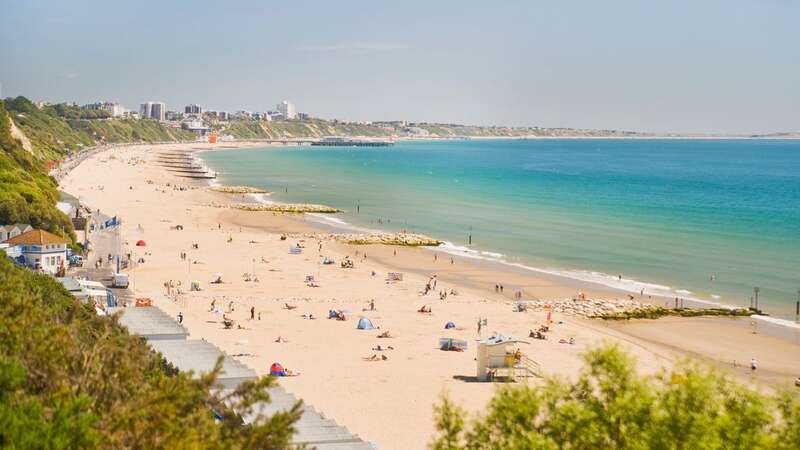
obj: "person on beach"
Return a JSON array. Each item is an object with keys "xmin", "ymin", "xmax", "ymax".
[
  {"xmin": 370, "ymin": 299, "xmax": 375, "ymax": 311},
  {"xmin": 177, "ymin": 312, "xmax": 183, "ymax": 324},
  {"xmin": 477, "ymin": 319, "xmax": 482, "ymax": 335},
  {"xmin": 250, "ymin": 306, "xmax": 255, "ymax": 320},
  {"xmin": 751, "ymin": 357, "xmax": 758, "ymax": 373}
]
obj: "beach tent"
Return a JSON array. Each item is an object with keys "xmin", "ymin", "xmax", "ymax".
[
  {"xmin": 356, "ymin": 317, "xmax": 375, "ymax": 330},
  {"xmin": 270, "ymin": 362, "xmax": 286, "ymax": 377},
  {"xmin": 444, "ymin": 321, "xmax": 456, "ymax": 329},
  {"xmin": 136, "ymin": 240, "xmax": 146, "ymax": 246}
]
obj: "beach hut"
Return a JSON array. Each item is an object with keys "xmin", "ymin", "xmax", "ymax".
[
  {"xmin": 476, "ymin": 334, "xmax": 536, "ymax": 381},
  {"xmin": 136, "ymin": 240, "xmax": 146, "ymax": 247},
  {"xmin": 270, "ymin": 362, "xmax": 286, "ymax": 377},
  {"xmin": 356, "ymin": 317, "xmax": 375, "ymax": 330},
  {"xmin": 444, "ymin": 321, "xmax": 456, "ymax": 329}
]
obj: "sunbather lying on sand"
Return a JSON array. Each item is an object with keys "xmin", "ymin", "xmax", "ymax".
[
  {"xmin": 284, "ymin": 303, "xmax": 297, "ymax": 310},
  {"xmin": 301, "ymin": 313, "xmax": 316, "ymax": 320},
  {"xmin": 529, "ymin": 330, "xmax": 547, "ymax": 340},
  {"xmin": 418, "ymin": 305, "xmax": 432, "ymax": 313},
  {"xmin": 274, "ymin": 336, "xmax": 288, "ymax": 343},
  {"xmin": 377, "ymin": 331, "xmax": 392, "ymax": 338},
  {"xmin": 362, "ymin": 354, "xmax": 388, "ymax": 361},
  {"xmin": 372, "ymin": 345, "xmax": 394, "ymax": 351}
]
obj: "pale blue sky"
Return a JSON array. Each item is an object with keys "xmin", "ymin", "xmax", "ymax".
[{"xmin": 1, "ymin": 0, "xmax": 798, "ymax": 133}]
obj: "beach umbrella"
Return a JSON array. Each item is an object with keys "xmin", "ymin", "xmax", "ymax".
[{"xmin": 136, "ymin": 240, "xmax": 146, "ymax": 246}]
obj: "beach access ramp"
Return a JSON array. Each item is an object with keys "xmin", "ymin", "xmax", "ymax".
[
  {"xmin": 110, "ymin": 306, "xmax": 189, "ymax": 340},
  {"xmin": 114, "ymin": 305, "xmax": 375, "ymax": 448}
]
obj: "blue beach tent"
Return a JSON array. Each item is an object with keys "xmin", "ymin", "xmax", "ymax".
[
  {"xmin": 444, "ymin": 321, "xmax": 456, "ymax": 329},
  {"xmin": 356, "ymin": 317, "xmax": 375, "ymax": 330}
]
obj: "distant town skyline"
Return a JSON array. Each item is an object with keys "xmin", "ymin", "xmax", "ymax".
[{"xmin": 1, "ymin": 0, "xmax": 798, "ymax": 133}]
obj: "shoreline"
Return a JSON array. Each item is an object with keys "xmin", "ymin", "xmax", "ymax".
[
  {"xmin": 59, "ymin": 141, "xmax": 800, "ymax": 450},
  {"xmin": 195, "ymin": 143, "xmax": 800, "ymax": 327}
]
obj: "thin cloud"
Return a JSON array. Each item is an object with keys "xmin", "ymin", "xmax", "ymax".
[{"xmin": 296, "ymin": 42, "xmax": 410, "ymax": 52}]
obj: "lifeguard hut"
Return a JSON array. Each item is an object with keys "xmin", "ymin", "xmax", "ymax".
[{"xmin": 476, "ymin": 334, "xmax": 540, "ymax": 382}]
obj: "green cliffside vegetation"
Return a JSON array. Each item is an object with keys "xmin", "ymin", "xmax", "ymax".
[
  {"xmin": 221, "ymin": 118, "xmax": 648, "ymax": 140},
  {"xmin": 3, "ymin": 97, "xmax": 195, "ymax": 161},
  {"xmin": 0, "ymin": 101, "xmax": 74, "ymax": 239},
  {"xmin": 223, "ymin": 118, "xmax": 392, "ymax": 139}
]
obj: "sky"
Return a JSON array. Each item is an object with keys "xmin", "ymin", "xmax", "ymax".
[{"xmin": 1, "ymin": 0, "xmax": 798, "ymax": 133}]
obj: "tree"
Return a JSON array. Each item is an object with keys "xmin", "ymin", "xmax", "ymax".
[{"xmin": 431, "ymin": 344, "xmax": 799, "ymax": 450}]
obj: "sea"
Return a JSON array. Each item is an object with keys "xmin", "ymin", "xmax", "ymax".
[{"xmin": 199, "ymin": 139, "xmax": 800, "ymax": 321}]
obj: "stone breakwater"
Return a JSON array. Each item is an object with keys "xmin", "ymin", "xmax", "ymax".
[
  {"xmin": 230, "ymin": 203, "xmax": 341, "ymax": 213},
  {"xmin": 517, "ymin": 298, "xmax": 650, "ymax": 317},
  {"xmin": 280, "ymin": 231, "xmax": 442, "ymax": 247},
  {"xmin": 209, "ymin": 185, "xmax": 270, "ymax": 194},
  {"xmin": 336, "ymin": 232, "xmax": 441, "ymax": 247}
]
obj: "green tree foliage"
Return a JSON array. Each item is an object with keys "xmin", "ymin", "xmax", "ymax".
[
  {"xmin": 0, "ymin": 256, "xmax": 301, "ymax": 449},
  {"xmin": 0, "ymin": 101, "xmax": 75, "ymax": 238},
  {"xmin": 432, "ymin": 345, "xmax": 799, "ymax": 450}
]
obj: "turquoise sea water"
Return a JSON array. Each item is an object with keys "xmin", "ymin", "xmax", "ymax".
[{"xmin": 200, "ymin": 139, "xmax": 800, "ymax": 319}]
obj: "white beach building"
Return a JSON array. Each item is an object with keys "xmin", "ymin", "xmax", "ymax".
[{"xmin": 3, "ymin": 229, "xmax": 69, "ymax": 274}]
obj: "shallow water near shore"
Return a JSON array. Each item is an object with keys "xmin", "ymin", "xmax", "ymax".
[{"xmin": 199, "ymin": 139, "xmax": 800, "ymax": 319}]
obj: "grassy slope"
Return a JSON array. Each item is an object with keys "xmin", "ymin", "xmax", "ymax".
[
  {"xmin": 0, "ymin": 101, "xmax": 74, "ymax": 239},
  {"xmin": 222, "ymin": 118, "xmax": 648, "ymax": 140},
  {"xmin": 223, "ymin": 118, "xmax": 392, "ymax": 139},
  {"xmin": 3, "ymin": 97, "xmax": 194, "ymax": 161}
]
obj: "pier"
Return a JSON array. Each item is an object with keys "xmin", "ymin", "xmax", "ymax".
[{"xmin": 311, "ymin": 137, "xmax": 394, "ymax": 147}]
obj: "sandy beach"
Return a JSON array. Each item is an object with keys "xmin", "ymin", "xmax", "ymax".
[{"xmin": 60, "ymin": 142, "xmax": 800, "ymax": 450}]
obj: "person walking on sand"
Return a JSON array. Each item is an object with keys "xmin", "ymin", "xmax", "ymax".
[
  {"xmin": 751, "ymin": 357, "xmax": 758, "ymax": 373},
  {"xmin": 477, "ymin": 318, "xmax": 482, "ymax": 335},
  {"xmin": 178, "ymin": 312, "xmax": 183, "ymax": 324},
  {"xmin": 250, "ymin": 306, "xmax": 255, "ymax": 320}
]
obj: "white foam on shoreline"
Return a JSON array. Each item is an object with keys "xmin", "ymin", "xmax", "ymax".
[{"xmin": 431, "ymin": 241, "xmax": 752, "ymax": 314}]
